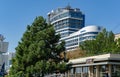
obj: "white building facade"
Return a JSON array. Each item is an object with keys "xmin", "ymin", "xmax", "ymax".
[{"xmin": 61, "ymin": 25, "xmax": 103, "ymax": 51}]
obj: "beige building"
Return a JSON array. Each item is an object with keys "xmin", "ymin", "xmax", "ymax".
[
  {"xmin": 67, "ymin": 54, "xmax": 120, "ymax": 77},
  {"xmin": 115, "ymin": 33, "xmax": 120, "ymax": 40}
]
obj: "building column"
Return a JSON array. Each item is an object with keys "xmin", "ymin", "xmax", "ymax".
[
  {"xmin": 96, "ymin": 65, "xmax": 100, "ymax": 77},
  {"xmin": 89, "ymin": 66, "xmax": 93, "ymax": 77},
  {"xmin": 81, "ymin": 67, "xmax": 83, "ymax": 77},
  {"xmin": 88, "ymin": 66, "xmax": 90, "ymax": 77},
  {"xmin": 73, "ymin": 67, "xmax": 76, "ymax": 77},
  {"xmin": 67, "ymin": 70, "xmax": 70, "ymax": 77},
  {"xmin": 108, "ymin": 64, "xmax": 112, "ymax": 77}
]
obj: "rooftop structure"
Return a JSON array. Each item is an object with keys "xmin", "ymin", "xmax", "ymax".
[
  {"xmin": 0, "ymin": 34, "xmax": 5, "ymax": 42},
  {"xmin": 0, "ymin": 34, "xmax": 8, "ymax": 53}
]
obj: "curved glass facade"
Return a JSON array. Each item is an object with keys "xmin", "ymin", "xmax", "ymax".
[{"xmin": 61, "ymin": 26, "xmax": 103, "ymax": 51}]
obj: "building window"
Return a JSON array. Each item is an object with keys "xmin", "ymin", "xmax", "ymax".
[{"xmin": 112, "ymin": 65, "xmax": 120, "ymax": 77}]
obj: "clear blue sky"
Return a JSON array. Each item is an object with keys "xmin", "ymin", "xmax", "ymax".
[{"xmin": 0, "ymin": 0, "xmax": 120, "ymax": 52}]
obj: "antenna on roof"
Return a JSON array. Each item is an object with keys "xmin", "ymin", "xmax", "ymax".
[
  {"xmin": 0, "ymin": 34, "xmax": 5, "ymax": 42},
  {"xmin": 65, "ymin": 3, "xmax": 71, "ymax": 9}
]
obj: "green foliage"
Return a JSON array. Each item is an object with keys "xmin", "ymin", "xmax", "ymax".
[
  {"xmin": 80, "ymin": 29, "xmax": 120, "ymax": 56},
  {"xmin": 9, "ymin": 16, "xmax": 67, "ymax": 77}
]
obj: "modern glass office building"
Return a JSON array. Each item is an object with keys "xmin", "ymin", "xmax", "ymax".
[
  {"xmin": 48, "ymin": 5, "xmax": 85, "ymax": 38},
  {"xmin": 48, "ymin": 6, "xmax": 102, "ymax": 51}
]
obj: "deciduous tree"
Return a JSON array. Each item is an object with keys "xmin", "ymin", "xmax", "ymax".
[{"xmin": 80, "ymin": 29, "xmax": 120, "ymax": 56}]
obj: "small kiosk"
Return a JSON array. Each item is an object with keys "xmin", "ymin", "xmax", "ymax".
[{"xmin": 67, "ymin": 54, "xmax": 120, "ymax": 77}]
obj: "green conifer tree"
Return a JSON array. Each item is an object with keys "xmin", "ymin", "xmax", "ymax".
[{"xmin": 9, "ymin": 16, "xmax": 67, "ymax": 77}]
